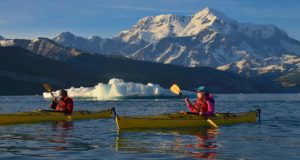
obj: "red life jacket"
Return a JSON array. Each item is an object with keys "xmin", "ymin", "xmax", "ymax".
[
  {"xmin": 51, "ymin": 97, "xmax": 73, "ymax": 114},
  {"xmin": 195, "ymin": 99, "xmax": 208, "ymax": 113}
]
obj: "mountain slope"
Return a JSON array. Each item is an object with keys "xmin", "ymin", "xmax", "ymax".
[
  {"xmin": 218, "ymin": 55, "xmax": 300, "ymax": 78},
  {"xmin": 52, "ymin": 31, "xmax": 149, "ymax": 56},
  {"xmin": 0, "ymin": 46, "xmax": 86, "ymax": 95},
  {"xmin": 275, "ymin": 70, "xmax": 300, "ymax": 89},
  {"xmin": 0, "ymin": 38, "xmax": 82, "ymax": 60}
]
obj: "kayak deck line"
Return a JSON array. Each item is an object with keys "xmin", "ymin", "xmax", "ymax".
[
  {"xmin": 0, "ymin": 108, "xmax": 115, "ymax": 125},
  {"xmin": 115, "ymin": 109, "xmax": 260, "ymax": 130}
]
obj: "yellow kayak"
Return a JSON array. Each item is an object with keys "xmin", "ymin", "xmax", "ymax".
[
  {"xmin": 0, "ymin": 108, "xmax": 115, "ymax": 125},
  {"xmin": 116, "ymin": 110, "xmax": 260, "ymax": 130}
]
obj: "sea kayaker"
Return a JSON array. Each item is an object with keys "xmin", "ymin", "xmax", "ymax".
[
  {"xmin": 182, "ymin": 86, "xmax": 215, "ymax": 116},
  {"xmin": 50, "ymin": 89, "xmax": 73, "ymax": 114}
]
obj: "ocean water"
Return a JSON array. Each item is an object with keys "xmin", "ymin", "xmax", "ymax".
[{"xmin": 0, "ymin": 94, "xmax": 299, "ymax": 159}]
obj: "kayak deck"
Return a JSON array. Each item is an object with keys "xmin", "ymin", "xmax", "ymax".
[
  {"xmin": 0, "ymin": 108, "xmax": 115, "ymax": 125},
  {"xmin": 116, "ymin": 110, "xmax": 260, "ymax": 130}
]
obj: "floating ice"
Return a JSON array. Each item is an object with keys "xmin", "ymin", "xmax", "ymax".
[{"xmin": 43, "ymin": 78, "xmax": 194, "ymax": 100}]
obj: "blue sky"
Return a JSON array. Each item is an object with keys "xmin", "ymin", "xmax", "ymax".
[{"xmin": 1, "ymin": 0, "xmax": 300, "ymax": 40}]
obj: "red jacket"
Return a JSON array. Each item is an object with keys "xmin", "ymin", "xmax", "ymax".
[
  {"xmin": 185, "ymin": 93, "xmax": 215, "ymax": 116},
  {"xmin": 50, "ymin": 97, "xmax": 73, "ymax": 114}
]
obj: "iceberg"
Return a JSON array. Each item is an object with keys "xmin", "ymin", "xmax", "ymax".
[{"xmin": 43, "ymin": 78, "xmax": 194, "ymax": 100}]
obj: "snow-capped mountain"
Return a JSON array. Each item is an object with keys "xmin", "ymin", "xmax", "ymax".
[
  {"xmin": 122, "ymin": 7, "xmax": 300, "ymax": 68},
  {"xmin": 0, "ymin": 38, "xmax": 82, "ymax": 60},
  {"xmin": 52, "ymin": 32, "xmax": 148, "ymax": 56},
  {"xmin": 53, "ymin": 32, "xmax": 104, "ymax": 53}
]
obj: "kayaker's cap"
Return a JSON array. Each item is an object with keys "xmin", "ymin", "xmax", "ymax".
[{"xmin": 196, "ymin": 86, "xmax": 208, "ymax": 93}]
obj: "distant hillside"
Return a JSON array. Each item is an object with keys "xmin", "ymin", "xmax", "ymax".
[
  {"xmin": 0, "ymin": 46, "xmax": 87, "ymax": 95},
  {"xmin": 0, "ymin": 46, "xmax": 279, "ymax": 95}
]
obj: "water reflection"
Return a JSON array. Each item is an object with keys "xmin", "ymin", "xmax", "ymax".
[
  {"xmin": 50, "ymin": 121, "xmax": 74, "ymax": 151},
  {"xmin": 181, "ymin": 129, "xmax": 217, "ymax": 159},
  {"xmin": 115, "ymin": 128, "xmax": 218, "ymax": 159},
  {"xmin": 51, "ymin": 121, "xmax": 74, "ymax": 131}
]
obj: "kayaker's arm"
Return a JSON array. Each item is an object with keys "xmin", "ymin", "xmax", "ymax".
[
  {"xmin": 185, "ymin": 98, "xmax": 201, "ymax": 113},
  {"xmin": 185, "ymin": 98, "xmax": 193, "ymax": 107}
]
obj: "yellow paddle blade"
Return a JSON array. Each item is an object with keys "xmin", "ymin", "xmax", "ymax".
[
  {"xmin": 170, "ymin": 84, "xmax": 181, "ymax": 95},
  {"xmin": 43, "ymin": 83, "xmax": 52, "ymax": 92},
  {"xmin": 206, "ymin": 119, "xmax": 218, "ymax": 128}
]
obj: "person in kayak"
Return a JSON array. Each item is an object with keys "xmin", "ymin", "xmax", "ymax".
[
  {"xmin": 50, "ymin": 89, "xmax": 73, "ymax": 114},
  {"xmin": 182, "ymin": 86, "xmax": 215, "ymax": 116}
]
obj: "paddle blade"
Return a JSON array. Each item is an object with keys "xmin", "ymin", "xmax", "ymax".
[
  {"xmin": 206, "ymin": 119, "xmax": 218, "ymax": 128},
  {"xmin": 170, "ymin": 84, "xmax": 181, "ymax": 95},
  {"xmin": 43, "ymin": 83, "xmax": 52, "ymax": 92}
]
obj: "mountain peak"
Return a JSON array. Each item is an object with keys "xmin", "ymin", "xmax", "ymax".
[
  {"xmin": 53, "ymin": 32, "xmax": 102, "ymax": 42},
  {"xmin": 195, "ymin": 7, "xmax": 224, "ymax": 17},
  {"xmin": 54, "ymin": 31, "xmax": 76, "ymax": 39},
  {"xmin": 52, "ymin": 31, "xmax": 81, "ymax": 44},
  {"xmin": 193, "ymin": 7, "xmax": 234, "ymax": 23},
  {"xmin": 118, "ymin": 7, "xmax": 238, "ymax": 42}
]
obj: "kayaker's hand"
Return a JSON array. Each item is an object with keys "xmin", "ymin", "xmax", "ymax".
[
  {"xmin": 180, "ymin": 111, "xmax": 187, "ymax": 114},
  {"xmin": 199, "ymin": 112, "xmax": 203, "ymax": 116}
]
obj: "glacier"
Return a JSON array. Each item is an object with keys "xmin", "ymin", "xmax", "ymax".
[{"xmin": 43, "ymin": 78, "xmax": 194, "ymax": 100}]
